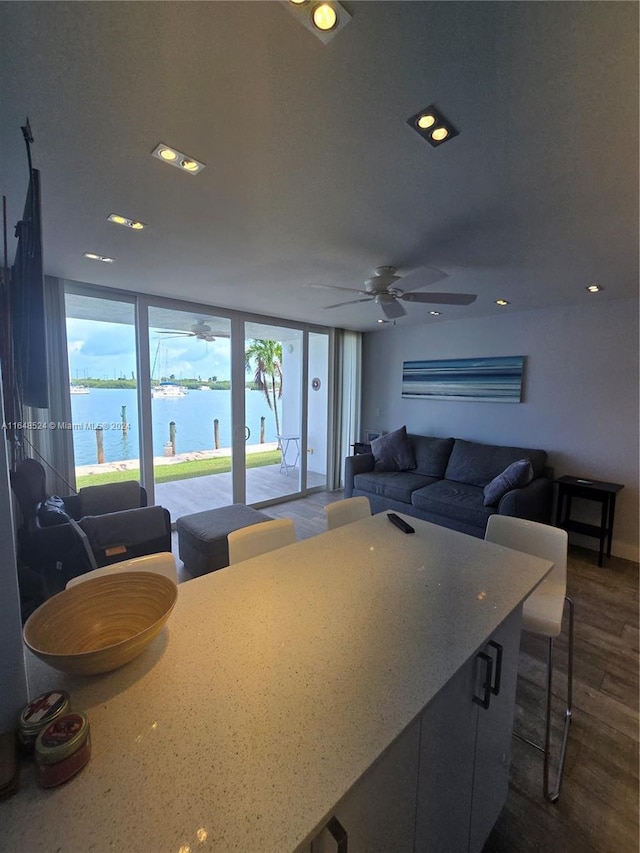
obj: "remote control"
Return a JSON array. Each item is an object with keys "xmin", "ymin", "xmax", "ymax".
[{"xmin": 387, "ymin": 513, "xmax": 415, "ymax": 534}]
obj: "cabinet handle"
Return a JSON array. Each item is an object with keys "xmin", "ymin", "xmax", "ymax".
[
  {"xmin": 473, "ymin": 651, "xmax": 493, "ymax": 709},
  {"xmin": 488, "ymin": 640, "xmax": 503, "ymax": 696},
  {"xmin": 325, "ymin": 816, "xmax": 348, "ymax": 852}
]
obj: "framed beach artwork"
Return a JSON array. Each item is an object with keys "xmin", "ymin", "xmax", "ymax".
[
  {"xmin": 401, "ymin": 356, "xmax": 525, "ymax": 403},
  {"xmin": 364, "ymin": 429, "xmax": 385, "ymax": 443}
]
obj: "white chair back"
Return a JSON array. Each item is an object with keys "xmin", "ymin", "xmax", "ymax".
[
  {"xmin": 66, "ymin": 551, "xmax": 178, "ymax": 588},
  {"xmin": 325, "ymin": 496, "xmax": 372, "ymax": 531},
  {"xmin": 228, "ymin": 518, "xmax": 296, "ymax": 565},
  {"xmin": 485, "ymin": 515, "xmax": 568, "ymax": 587}
]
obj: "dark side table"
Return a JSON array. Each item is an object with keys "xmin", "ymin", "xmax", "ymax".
[{"xmin": 555, "ymin": 476, "xmax": 624, "ymax": 567}]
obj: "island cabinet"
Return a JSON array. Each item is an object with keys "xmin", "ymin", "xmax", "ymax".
[
  {"xmin": 300, "ymin": 609, "xmax": 521, "ymax": 853},
  {"xmin": 415, "ymin": 608, "xmax": 521, "ymax": 853}
]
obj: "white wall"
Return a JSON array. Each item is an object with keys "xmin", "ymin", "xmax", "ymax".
[
  {"xmin": 361, "ymin": 297, "xmax": 639, "ymax": 562},
  {"xmin": 307, "ymin": 333, "xmax": 328, "ymax": 476}
]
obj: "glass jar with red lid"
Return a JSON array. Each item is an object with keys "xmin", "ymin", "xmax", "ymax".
[{"xmin": 34, "ymin": 712, "xmax": 91, "ymax": 788}]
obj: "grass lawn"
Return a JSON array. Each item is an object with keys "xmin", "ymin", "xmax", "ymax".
[{"xmin": 76, "ymin": 450, "xmax": 281, "ymax": 489}]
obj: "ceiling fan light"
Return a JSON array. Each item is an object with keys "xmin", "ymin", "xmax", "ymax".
[{"xmin": 312, "ymin": 3, "xmax": 338, "ymax": 31}]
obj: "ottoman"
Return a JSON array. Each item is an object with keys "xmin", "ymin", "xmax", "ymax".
[{"xmin": 176, "ymin": 504, "xmax": 271, "ymax": 577}]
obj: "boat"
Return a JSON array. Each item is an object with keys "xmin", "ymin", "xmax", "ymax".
[
  {"xmin": 151, "ymin": 382, "xmax": 187, "ymax": 399},
  {"xmin": 198, "ymin": 385, "xmax": 212, "ymax": 391},
  {"xmin": 70, "ymin": 384, "xmax": 90, "ymax": 395}
]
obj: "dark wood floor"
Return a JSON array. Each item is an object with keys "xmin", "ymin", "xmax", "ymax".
[{"xmin": 173, "ymin": 492, "xmax": 640, "ymax": 852}]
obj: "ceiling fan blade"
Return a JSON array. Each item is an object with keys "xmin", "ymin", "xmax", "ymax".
[
  {"xmin": 156, "ymin": 330, "xmax": 192, "ymax": 336},
  {"xmin": 324, "ymin": 297, "xmax": 374, "ymax": 309},
  {"xmin": 156, "ymin": 334, "xmax": 193, "ymax": 340},
  {"xmin": 400, "ymin": 292, "xmax": 477, "ymax": 306},
  {"xmin": 397, "ymin": 266, "xmax": 449, "ymax": 289},
  {"xmin": 309, "ymin": 283, "xmax": 369, "ymax": 296},
  {"xmin": 381, "ymin": 299, "xmax": 406, "ymax": 319}
]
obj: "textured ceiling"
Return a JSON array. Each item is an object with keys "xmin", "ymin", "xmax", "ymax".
[{"xmin": 1, "ymin": 1, "xmax": 637, "ymax": 332}]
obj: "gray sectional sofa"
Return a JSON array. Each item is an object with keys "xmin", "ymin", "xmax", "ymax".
[{"xmin": 344, "ymin": 433, "xmax": 553, "ymax": 538}]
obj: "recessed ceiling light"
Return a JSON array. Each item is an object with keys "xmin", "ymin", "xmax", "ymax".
[
  {"xmin": 496, "ymin": 299, "xmax": 509, "ymax": 306},
  {"xmin": 282, "ymin": 0, "xmax": 351, "ymax": 44},
  {"xmin": 417, "ymin": 114, "xmax": 436, "ymax": 130},
  {"xmin": 159, "ymin": 147, "xmax": 178, "ymax": 161},
  {"xmin": 84, "ymin": 252, "xmax": 115, "ymax": 263},
  {"xmin": 429, "ymin": 311, "xmax": 441, "ymax": 316},
  {"xmin": 377, "ymin": 319, "xmax": 388, "ymax": 324},
  {"xmin": 586, "ymin": 284, "xmax": 603, "ymax": 293},
  {"xmin": 431, "ymin": 127, "xmax": 450, "ymax": 142},
  {"xmin": 313, "ymin": 3, "xmax": 337, "ymax": 31},
  {"xmin": 408, "ymin": 104, "xmax": 459, "ymax": 147},
  {"xmin": 152, "ymin": 143, "xmax": 206, "ymax": 175},
  {"xmin": 108, "ymin": 213, "xmax": 146, "ymax": 230}
]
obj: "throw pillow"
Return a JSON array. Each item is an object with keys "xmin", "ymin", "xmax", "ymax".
[
  {"xmin": 371, "ymin": 426, "xmax": 416, "ymax": 472},
  {"xmin": 483, "ymin": 458, "xmax": 534, "ymax": 507}
]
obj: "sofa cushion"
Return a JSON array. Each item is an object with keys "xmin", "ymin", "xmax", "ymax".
[
  {"xmin": 354, "ymin": 470, "xmax": 438, "ymax": 504},
  {"xmin": 409, "ymin": 435, "xmax": 455, "ymax": 478},
  {"xmin": 411, "ymin": 479, "xmax": 494, "ymax": 529},
  {"xmin": 371, "ymin": 426, "xmax": 416, "ymax": 472},
  {"xmin": 444, "ymin": 439, "xmax": 547, "ymax": 486},
  {"xmin": 483, "ymin": 458, "xmax": 534, "ymax": 507}
]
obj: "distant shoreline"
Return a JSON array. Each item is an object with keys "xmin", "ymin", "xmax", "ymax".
[{"xmin": 75, "ymin": 441, "xmax": 279, "ymax": 475}]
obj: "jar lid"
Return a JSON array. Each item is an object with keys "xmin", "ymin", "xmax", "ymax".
[
  {"xmin": 19, "ymin": 691, "xmax": 70, "ymax": 735},
  {"xmin": 35, "ymin": 712, "xmax": 90, "ymax": 765}
]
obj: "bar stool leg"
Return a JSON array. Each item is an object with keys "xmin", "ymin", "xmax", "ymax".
[{"xmin": 543, "ymin": 596, "xmax": 574, "ymax": 803}]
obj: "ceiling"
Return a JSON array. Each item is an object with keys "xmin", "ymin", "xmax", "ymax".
[{"xmin": 1, "ymin": 1, "xmax": 637, "ymax": 333}]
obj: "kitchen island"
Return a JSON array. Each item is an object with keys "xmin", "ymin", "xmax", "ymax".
[{"xmin": 1, "ymin": 513, "xmax": 551, "ymax": 852}]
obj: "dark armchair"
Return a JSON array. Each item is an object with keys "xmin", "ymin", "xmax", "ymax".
[{"xmin": 10, "ymin": 459, "xmax": 171, "ymax": 595}]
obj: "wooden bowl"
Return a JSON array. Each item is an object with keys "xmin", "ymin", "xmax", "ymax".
[{"xmin": 23, "ymin": 572, "xmax": 178, "ymax": 675}]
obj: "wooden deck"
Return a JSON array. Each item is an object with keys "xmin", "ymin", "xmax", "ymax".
[{"xmin": 156, "ymin": 463, "xmax": 326, "ymax": 520}]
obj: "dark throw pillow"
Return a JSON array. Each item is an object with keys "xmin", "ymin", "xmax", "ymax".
[
  {"xmin": 371, "ymin": 426, "xmax": 416, "ymax": 472},
  {"xmin": 37, "ymin": 496, "xmax": 71, "ymax": 527},
  {"xmin": 483, "ymin": 458, "xmax": 534, "ymax": 507}
]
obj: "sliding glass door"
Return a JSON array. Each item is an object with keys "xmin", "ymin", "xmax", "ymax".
[
  {"xmin": 244, "ymin": 321, "xmax": 303, "ymax": 505},
  {"xmin": 147, "ymin": 306, "xmax": 232, "ymax": 520},
  {"xmin": 64, "ymin": 284, "xmax": 334, "ymax": 518},
  {"xmin": 64, "ymin": 291, "xmax": 139, "ymax": 489}
]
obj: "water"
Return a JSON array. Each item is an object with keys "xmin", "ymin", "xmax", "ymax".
[{"xmin": 69, "ymin": 388, "xmax": 280, "ymax": 465}]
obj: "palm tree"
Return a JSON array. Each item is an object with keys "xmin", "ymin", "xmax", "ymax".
[{"xmin": 245, "ymin": 339, "xmax": 283, "ymax": 437}]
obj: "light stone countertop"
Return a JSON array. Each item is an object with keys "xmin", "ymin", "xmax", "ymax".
[{"xmin": 1, "ymin": 513, "xmax": 551, "ymax": 853}]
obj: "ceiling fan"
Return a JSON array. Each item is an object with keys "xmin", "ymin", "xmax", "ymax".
[
  {"xmin": 155, "ymin": 320, "xmax": 218, "ymax": 342},
  {"xmin": 312, "ymin": 266, "xmax": 477, "ymax": 320}
]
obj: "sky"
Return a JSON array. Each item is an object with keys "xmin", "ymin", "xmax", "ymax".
[{"xmin": 66, "ymin": 319, "xmax": 232, "ymax": 381}]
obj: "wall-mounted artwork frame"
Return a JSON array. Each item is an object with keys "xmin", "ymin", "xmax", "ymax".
[
  {"xmin": 364, "ymin": 429, "xmax": 385, "ymax": 443},
  {"xmin": 401, "ymin": 356, "xmax": 525, "ymax": 402}
]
